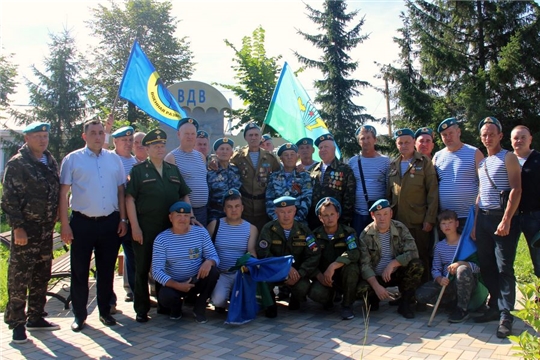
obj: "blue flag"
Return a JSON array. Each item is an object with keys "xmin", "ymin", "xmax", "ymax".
[
  {"xmin": 264, "ymin": 62, "xmax": 341, "ymax": 160},
  {"xmin": 118, "ymin": 40, "xmax": 187, "ymax": 129},
  {"xmin": 453, "ymin": 206, "xmax": 477, "ymax": 262}
]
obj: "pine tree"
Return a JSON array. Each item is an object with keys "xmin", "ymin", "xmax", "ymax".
[
  {"xmin": 11, "ymin": 29, "xmax": 86, "ymax": 160},
  {"xmin": 295, "ymin": 0, "xmax": 373, "ymax": 157}
]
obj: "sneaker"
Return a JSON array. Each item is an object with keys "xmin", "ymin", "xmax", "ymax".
[
  {"xmin": 448, "ymin": 307, "xmax": 469, "ymax": 323},
  {"xmin": 496, "ymin": 318, "xmax": 513, "ymax": 338},
  {"xmin": 26, "ymin": 318, "xmax": 60, "ymax": 331},
  {"xmin": 193, "ymin": 311, "xmax": 207, "ymax": 324},
  {"xmin": 341, "ymin": 306, "xmax": 355, "ymax": 320},
  {"xmin": 170, "ymin": 306, "xmax": 183, "ymax": 320},
  {"xmin": 12, "ymin": 324, "xmax": 27, "ymax": 344}
]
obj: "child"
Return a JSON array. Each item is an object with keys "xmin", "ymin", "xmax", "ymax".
[{"xmin": 416, "ymin": 209, "xmax": 480, "ymax": 323}]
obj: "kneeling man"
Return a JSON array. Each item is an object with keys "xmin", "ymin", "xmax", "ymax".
[
  {"xmin": 257, "ymin": 196, "xmax": 320, "ymax": 317},
  {"xmin": 309, "ymin": 197, "xmax": 361, "ymax": 320},
  {"xmin": 357, "ymin": 199, "xmax": 424, "ymax": 319},
  {"xmin": 152, "ymin": 201, "xmax": 220, "ymax": 323}
]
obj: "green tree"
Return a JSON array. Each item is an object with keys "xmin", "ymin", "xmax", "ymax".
[
  {"xmin": 86, "ymin": 0, "xmax": 194, "ymax": 127},
  {"xmin": 11, "ymin": 29, "xmax": 87, "ymax": 160},
  {"xmin": 215, "ymin": 26, "xmax": 282, "ymax": 133},
  {"xmin": 0, "ymin": 53, "xmax": 18, "ymax": 115},
  {"xmin": 295, "ymin": 0, "xmax": 373, "ymax": 157},
  {"xmin": 406, "ymin": 0, "xmax": 540, "ymax": 149}
]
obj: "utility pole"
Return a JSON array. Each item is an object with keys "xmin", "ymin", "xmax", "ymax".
[{"xmin": 385, "ymin": 77, "xmax": 392, "ymax": 136}]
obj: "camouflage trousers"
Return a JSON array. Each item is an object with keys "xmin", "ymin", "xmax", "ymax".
[
  {"xmin": 356, "ymin": 258, "xmax": 424, "ymax": 300},
  {"xmin": 308, "ymin": 263, "xmax": 360, "ymax": 307},
  {"xmin": 415, "ymin": 265, "xmax": 477, "ymax": 311},
  {"xmin": 5, "ymin": 224, "xmax": 54, "ymax": 329}
]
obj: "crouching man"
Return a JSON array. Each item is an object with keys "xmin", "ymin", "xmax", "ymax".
[
  {"xmin": 256, "ymin": 196, "xmax": 320, "ymax": 317},
  {"xmin": 152, "ymin": 201, "xmax": 220, "ymax": 324},
  {"xmin": 309, "ymin": 197, "xmax": 361, "ymax": 320},
  {"xmin": 357, "ymin": 199, "xmax": 424, "ymax": 319}
]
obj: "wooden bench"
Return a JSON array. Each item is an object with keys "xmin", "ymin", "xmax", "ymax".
[{"xmin": 0, "ymin": 230, "xmax": 95, "ymax": 310}]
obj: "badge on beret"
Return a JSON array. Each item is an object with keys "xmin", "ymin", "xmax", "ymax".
[
  {"xmin": 281, "ymin": 201, "xmax": 287, "ymax": 207},
  {"xmin": 442, "ymin": 124, "xmax": 448, "ymax": 129},
  {"xmin": 156, "ymin": 130, "xmax": 161, "ymax": 134},
  {"xmin": 223, "ymin": 138, "xmax": 229, "ymax": 142},
  {"xmin": 376, "ymin": 205, "xmax": 382, "ymax": 210},
  {"xmin": 179, "ymin": 208, "xmax": 185, "ymax": 213},
  {"xmin": 286, "ymin": 144, "xmax": 291, "ymax": 149},
  {"xmin": 228, "ymin": 189, "xmax": 234, "ymax": 195},
  {"xmin": 320, "ymin": 136, "xmax": 324, "ymax": 140},
  {"xmin": 422, "ymin": 128, "xmax": 428, "ymax": 132},
  {"xmin": 397, "ymin": 130, "xmax": 402, "ymax": 135},
  {"xmin": 157, "ymin": 135, "xmax": 161, "ymax": 139},
  {"xmin": 188, "ymin": 119, "xmax": 193, "ymax": 124},
  {"xmin": 42, "ymin": 126, "xmax": 47, "ymax": 131},
  {"xmin": 302, "ymin": 140, "xmax": 307, "ymax": 144},
  {"xmin": 259, "ymin": 240, "xmax": 268, "ymax": 249},
  {"xmin": 485, "ymin": 117, "xmax": 493, "ymax": 123}
]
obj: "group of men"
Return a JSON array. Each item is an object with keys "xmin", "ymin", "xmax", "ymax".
[{"xmin": 2, "ymin": 113, "xmax": 538, "ymax": 345}]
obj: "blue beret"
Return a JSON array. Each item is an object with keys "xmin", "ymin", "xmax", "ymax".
[
  {"xmin": 369, "ymin": 199, "xmax": 391, "ymax": 212},
  {"xmin": 438, "ymin": 117, "xmax": 458, "ymax": 133},
  {"xmin": 414, "ymin": 127, "xmax": 433, "ymax": 139},
  {"xmin": 315, "ymin": 197, "xmax": 342, "ymax": 216},
  {"xmin": 277, "ymin": 143, "xmax": 298, "ymax": 156},
  {"xmin": 478, "ymin": 116, "xmax": 502, "ymax": 132},
  {"xmin": 177, "ymin": 117, "xmax": 199, "ymax": 131},
  {"xmin": 213, "ymin": 137, "xmax": 235, "ymax": 151},
  {"xmin": 273, "ymin": 196, "xmax": 296, "ymax": 208},
  {"xmin": 261, "ymin": 134, "xmax": 272, "ymax": 143},
  {"xmin": 393, "ymin": 128, "xmax": 414, "ymax": 139},
  {"xmin": 112, "ymin": 126, "xmax": 134, "ymax": 138},
  {"xmin": 355, "ymin": 125, "xmax": 377, "ymax": 137},
  {"xmin": 23, "ymin": 122, "xmax": 50, "ymax": 134},
  {"xmin": 243, "ymin": 122, "xmax": 261, "ymax": 137},
  {"xmin": 197, "ymin": 130, "xmax": 209, "ymax": 139},
  {"xmin": 169, "ymin": 201, "xmax": 192, "ymax": 214},
  {"xmin": 222, "ymin": 188, "xmax": 241, "ymax": 203},
  {"xmin": 296, "ymin": 137, "xmax": 314, "ymax": 147},
  {"xmin": 314, "ymin": 133, "xmax": 335, "ymax": 147},
  {"xmin": 142, "ymin": 129, "xmax": 167, "ymax": 146}
]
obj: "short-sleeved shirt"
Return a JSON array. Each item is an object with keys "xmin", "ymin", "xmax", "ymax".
[
  {"xmin": 60, "ymin": 147, "xmax": 125, "ymax": 217},
  {"xmin": 170, "ymin": 148, "xmax": 208, "ymax": 208},
  {"xmin": 348, "ymin": 155, "xmax": 390, "ymax": 215}
]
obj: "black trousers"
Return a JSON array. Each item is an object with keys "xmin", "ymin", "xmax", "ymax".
[
  {"xmin": 158, "ymin": 266, "xmax": 219, "ymax": 315},
  {"xmin": 70, "ymin": 211, "xmax": 121, "ymax": 321}
]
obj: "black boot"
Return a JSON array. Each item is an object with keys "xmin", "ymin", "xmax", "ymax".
[{"xmin": 397, "ymin": 291, "xmax": 415, "ymax": 319}]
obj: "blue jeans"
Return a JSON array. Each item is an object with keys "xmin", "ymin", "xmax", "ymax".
[
  {"xmin": 352, "ymin": 213, "xmax": 372, "ymax": 236},
  {"xmin": 475, "ymin": 210, "xmax": 520, "ymax": 315},
  {"xmin": 520, "ymin": 211, "xmax": 540, "ymax": 277}
]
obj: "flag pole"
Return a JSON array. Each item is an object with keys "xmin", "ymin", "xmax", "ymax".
[{"xmin": 427, "ymin": 283, "xmax": 447, "ymax": 327}]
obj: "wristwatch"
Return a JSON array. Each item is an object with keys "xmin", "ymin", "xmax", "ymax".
[{"xmin": 121, "ymin": 218, "xmax": 129, "ymax": 224}]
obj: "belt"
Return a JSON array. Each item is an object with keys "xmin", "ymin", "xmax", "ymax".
[
  {"xmin": 239, "ymin": 189, "xmax": 265, "ymax": 200},
  {"xmin": 520, "ymin": 209, "xmax": 540, "ymax": 215},
  {"xmin": 479, "ymin": 209, "xmax": 518, "ymax": 217},
  {"xmin": 73, "ymin": 211, "xmax": 116, "ymax": 221}
]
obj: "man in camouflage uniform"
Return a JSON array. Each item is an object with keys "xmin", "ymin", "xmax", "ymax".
[
  {"xmin": 231, "ymin": 122, "xmax": 280, "ymax": 231},
  {"xmin": 257, "ymin": 196, "xmax": 320, "ymax": 317},
  {"xmin": 357, "ymin": 199, "xmax": 424, "ymax": 319},
  {"xmin": 266, "ymin": 143, "xmax": 313, "ymax": 224},
  {"xmin": 309, "ymin": 197, "xmax": 360, "ymax": 320},
  {"xmin": 2, "ymin": 122, "xmax": 60, "ymax": 343},
  {"xmin": 309, "ymin": 133, "xmax": 356, "ymax": 229},
  {"xmin": 388, "ymin": 128, "xmax": 438, "ymax": 283}
]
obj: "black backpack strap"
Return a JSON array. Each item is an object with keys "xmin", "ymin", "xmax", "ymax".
[{"xmin": 211, "ymin": 218, "xmax": 221, "ymax": 243}]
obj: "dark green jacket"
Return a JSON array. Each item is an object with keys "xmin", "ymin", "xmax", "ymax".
[{"xmin": 312, "ymin": 224, "xmax": 360, "ymax": 277}]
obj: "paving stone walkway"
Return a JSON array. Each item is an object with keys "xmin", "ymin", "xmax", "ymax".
[{"xmin": 0, "ymin": 276, "xmax": 531, "ymax": 359}]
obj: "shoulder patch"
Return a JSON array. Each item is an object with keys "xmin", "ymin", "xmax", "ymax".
[
  {"xmin": 346, "ymin": 234, "xmax": 358, "ymax": 250},
  {"xmin": 259, "ymin": 240, "xmax": 268, "ymax": 249}
]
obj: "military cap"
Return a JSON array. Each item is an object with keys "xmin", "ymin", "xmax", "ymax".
[
  {"xmin": 369, "ymin": 199, "xmax": 391, "ymax": 213},
  {"xmin": 314, "ymin": 133, "xmax": 335, "ymax": 147},
  {"xmin": 213, "ymin": 137, "xmax": 235, "ymax": 151},
  {"xmin": 243, "ymin": 122, "xmax": 261, "ymax": 137},
  {"xmin": 23, "ymin": 122, "xmax": 50, "ymax": 134},
  {"xmin": 277, "ymin": 143, "xmax": 298, "ymax": 156},
  {"xmin": 177, "ymin": 117, "xmax": 199, "ymax": 131},
  {"xmin": 112, "ymin": 126, "xmax": 134, "ymax": 138},
  {"xmin": 355, "ymin": 125, "xmax": 377, "ymax": 137},
  {"xmin": 197, "ymin": 130, "xmax": 209, "ymax": 139},
  {"xmin": 414, "ymin": 127, "xmax": 433, "ymax": 139},
  {"xmin": 478, "ymin": 116, "xmax": 502, "ymax": 132},
  {"xmin": 438, "ymin": 117, "xmax": 458, "ymax": 133},
  {"xmin": 295, "ymin": 137, "xmax": 314, "ymax": 147},
  {"xmin": 222, "ymin": 188, "xmax": 241, "ymax": 203},
  {"xmin": 261, "ymin": 134, "xmax": 272, "ymax": 143},
  {"xmin": 273, "ymin": 196, "xmax": 296, "ymax": 208},
  {"xmin": 393, "ymin": 128, "xmax": 414, "ymax": 139},
  {"xmin": 315, "ymin": 197, "xmax": 342, "ymax": 216},
  {"xmin": 169, "ymin": 201, "xmax": 192, "ymax": 214},
  {"xmin": 142, "ymin": 129, "xmax": 167, "ymax": 146}
]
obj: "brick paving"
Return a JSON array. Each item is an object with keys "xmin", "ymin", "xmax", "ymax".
[{"xmin": 0, "ymin": 276, "xmax": 532, "ymax": 359}]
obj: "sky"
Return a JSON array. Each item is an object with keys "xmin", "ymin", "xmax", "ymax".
[{"xmin": 0, "ymin": 0, "xmax": 407, "ymax": 134}]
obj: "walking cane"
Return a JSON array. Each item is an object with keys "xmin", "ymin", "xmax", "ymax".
[{"xmin": 427, "ymin": 284, "xmax": 447, "ymax": 327}]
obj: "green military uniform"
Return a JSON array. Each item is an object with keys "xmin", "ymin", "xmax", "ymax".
[
  {"xmin": 309, "ymin": 224, "xmax": 360, "ymax": 308},
  {"xmin": 231, "ymin": 147, "xmax": 280, "ymax": 231},
  {"xmin": 387, "ymin": 150, "xmax": 438, "ymax": 282},
  {"xmin": 309, "ymin": 158, "xmax": 356, "ymax": 228},
  {"xmin": 126, "ymin": 159, "xmax": 191, "ymax": 316},
  {"xmin": 356, "ymin": 219, "xmax": 424, "ymax": 300},
  {"xmin": 256, "ymin": 220, "xmax": 320, "ymax": 300}
]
